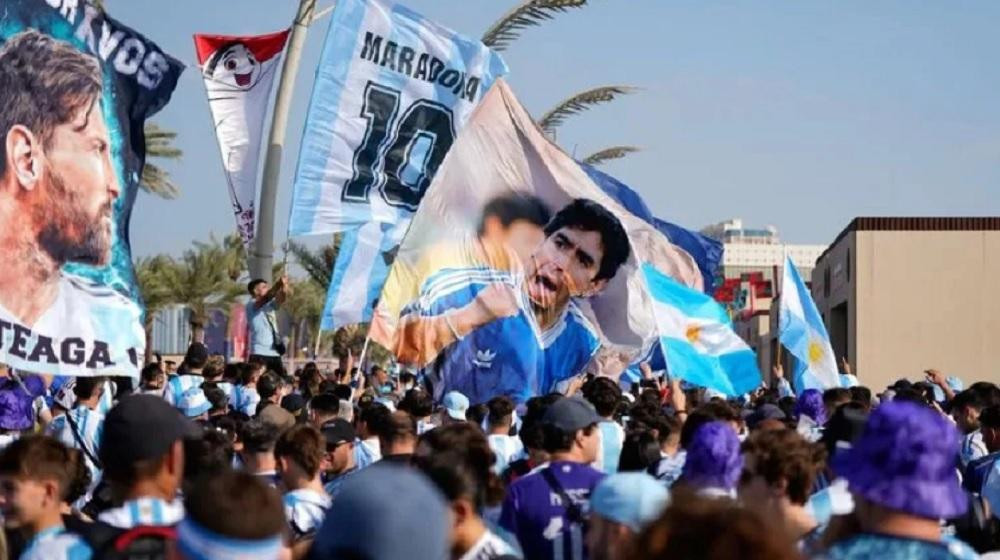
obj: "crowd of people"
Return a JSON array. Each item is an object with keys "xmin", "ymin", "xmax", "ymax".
[{"xmin": 0, "ymin": 336, "xmax": 998, "ymax": 559}]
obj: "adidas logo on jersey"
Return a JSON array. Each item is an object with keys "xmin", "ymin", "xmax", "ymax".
[{"xmin": 473, "ymin": 349, "xmax": 496, "ymax": 369}]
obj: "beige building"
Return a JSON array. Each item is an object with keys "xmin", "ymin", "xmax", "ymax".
[{"xmin": 810, "ymin": 217, "xmax": 1000, "ymax": 391}]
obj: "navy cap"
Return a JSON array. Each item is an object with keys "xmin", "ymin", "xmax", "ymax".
[
  {"xmin": 542, "ymin": 396, "xmax": 602, "ymax": 433},
  {"xmin": 99, "ymin": 394, "xmax": 200, "ymax": 468},
  {"xmin": 321, "ymin": 418, "xmax": 356, "ymax": 447},
  {"xmin": 309, "ymin": 464, "xmax": 449, "ymax": 560}
]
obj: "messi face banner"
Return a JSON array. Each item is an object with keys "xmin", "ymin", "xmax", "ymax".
[
  {"xmin": 0, "ymin": 0, "xmax": 182, "ymax": 376},
  {"xmin": 288, "ymin": 0, "xmax": 508, "ymax": 237},
  {"xmin": 378, "ymin": 80, "xmax": 704, "ymax": 405}
]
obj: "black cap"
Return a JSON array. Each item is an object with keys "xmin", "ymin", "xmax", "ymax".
[
  {"xmin": 542, "ymin": 396, "xmax": 602, "ymax": 433},
  {"xmin": 321, "ymin": 418, "xmax": 356, "ymax": 447},
  {"xmin": 281, "ymin": 394, "xmax": 306, "ymax": 413},
  {"xmin": 747, "ymin": 404, "xmax": 787, "ymax": 429},
  {"xmin": 99, "ymin": 394, "xmax": 199, "ymax": 467}
]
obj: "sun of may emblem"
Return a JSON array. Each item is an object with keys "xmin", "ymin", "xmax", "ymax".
[
  {"xmin": 686, "ymin": 324, "xmax": 702, "ymax": 344},
  {"xmin": 808, "ymin": 339, "xmax": 825, "ymax": 364}
]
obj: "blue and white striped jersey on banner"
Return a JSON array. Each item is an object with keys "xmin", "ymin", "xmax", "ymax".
[{"xmin": 288, "ymin": 0, "xmax": 508, "ymax": 238}]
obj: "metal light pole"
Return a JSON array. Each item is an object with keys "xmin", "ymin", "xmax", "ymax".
[{"xmin": 249, "ymin": 0, "xmax": 317, "ymax": 281}]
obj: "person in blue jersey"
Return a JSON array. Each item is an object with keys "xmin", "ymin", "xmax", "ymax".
[
  {"xmin": 232, "ymin": 362, "xmax": 266, "ymax": 418},
  {"xmin": 395, "ymin": 199, "xmax": 631, "ymax": 405},
  {"xmin": 45, "ymin": 377, "xmax": 106, "ymax": 509},
  {"xmin": 321, "ymin": 419, "xmax": 359, "ymax": 499},
  {"xmin": 964, "ymin": 405, "xmax": 1000, "ymax": 494},
  {"xmin": 485, "ymin": 396, "xmax": 523, "ymax": 475},
  {"xmin": 96, "ymin": 395, "xmax": 195, "ymax": 529},
  {"xmin": 586, "ymin": 473, "xmax": 669, "ymax": 560},
  {"xmin": 246, "ymin": 276, "xmax": 290, "ymax": 376},
  {"xmin": 818, "ymin": 401, "xmax": 977, "ymax": 560},
  {"xmin": 164, "ymin": 343, "xmax": 209, "ymax": 408},
  {"xmin": 0, "ymin": 436, "xmax": 93, "ymax": 560},
  {"xmin": 500, "ymin": 396, "xmax": 606, "ymax": 560},
  {"xmin": 275, "ymin": 425, "xmax": 330, "ymax": 542},
  {"xmin": 951, "ymin": 383, "xmax": 1000, "ymax": 468},
  {"xmin": 581, "ymin": 377, "xmax": 624, "ymax": 474}
]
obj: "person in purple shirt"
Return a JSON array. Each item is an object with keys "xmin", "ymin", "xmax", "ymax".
[{"xmin": 500, "ymin": 396, "xmax": 606, "ymax": 560}]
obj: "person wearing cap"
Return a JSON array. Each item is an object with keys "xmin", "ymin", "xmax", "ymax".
[
  {"xmin": 822, "ymin": 401, "xmax": 977, "ymax": 560},
  {"xmin": 499, "ymin": 396, "xmax": 606, "ymax": 560},
  {"xmin": 442, "ymin": 391, "xmax": 470, "ymax": 427},
  {"xmin": 676, "ymin": 421, "xmax": 742, "ymax": 499},
  {"xmin": 275, "ymin": 425, "xmax": 331, "ymax": 543},
  {"xmin": 739, "ymin": 429, "xmax": 826, "ymax": 548},
  {"xmin": 164, "ymin": 343, "xmax": 209, "ymax": 408},
  {"xmin": 321, "ymin": 418, "xmax": 359, "ymax": 499},
  {"xmin": 178, "ymin": 469, "xmax": 287, "ymax": 560},
  {"xmin": 282, "ymin": 393, "xmax": 307, "ymax": 421},
  {"xmin": 176, "ymin": 385, "xmax": 211, "ymax": 422},
  {"xmin": 308, "ymin": 464, "xmax": 451, "ymax": 560},
  {"xmin": 96, "ymin": 394, "xmax": 195, "ymax": 528},
  {"xmin": 586, "ymin": 472, "xmax": 669, "ymax": 560},
  {"xmin": 239, "ymin": 420, "xmax": 283, "ymax": 488},
  {"xmin": 45, "ymin": 376, "xmax": 106, "ymax": 508}
]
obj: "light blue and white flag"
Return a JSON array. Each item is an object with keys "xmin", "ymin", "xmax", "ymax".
[
  {"xmin": 288, "ymin": 0, "xmax": 508, "ymax": 237},
  {"xmin": 642, "ymin": 263, "xmax": 761, "ymax": 397},
  {"xmin": 320, "ymin": 221, "xmax": 406, "ymax": 329},
  {"xmin": 779, "ymin": 256, "xmax": 840, "ymax": 392}
]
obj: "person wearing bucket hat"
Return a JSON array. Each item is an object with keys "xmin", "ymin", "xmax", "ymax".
[
  {"xmin": 795, "ymin": 389, "xmax": 827, "ymax": 443},
  {"xmin": 678, "ymin": 421, "xmax": 742, "ymax": 499},
  {"xmin": 587, "ymin": 472, "xmax": 669, "ymax": 560},
  {"xmin": 824, "ymin": 401, "xmax": 977, "ymax": 560}
]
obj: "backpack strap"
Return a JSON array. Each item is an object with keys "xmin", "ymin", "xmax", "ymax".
[
  {"xmin": 540, "ymin": 466, "xmax": 585, "ymax": 524},
  {"xmin": 64, "ymin": 410, "xmax": 104, "ymax": 470}
]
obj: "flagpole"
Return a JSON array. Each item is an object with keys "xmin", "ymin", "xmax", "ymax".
[{"xmin": 249, "ymin": 0, "xmax": 317, "ymax": 282}]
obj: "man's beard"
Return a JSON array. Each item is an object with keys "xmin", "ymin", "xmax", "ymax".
[{"xmin": 36, "ymin": 168, "xmax": 113, "ymax": 266}]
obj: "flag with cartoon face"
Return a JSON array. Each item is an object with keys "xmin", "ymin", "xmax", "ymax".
[{"xmin": 194, "ymin": 30, "xmax": 289, "ymax": 246}]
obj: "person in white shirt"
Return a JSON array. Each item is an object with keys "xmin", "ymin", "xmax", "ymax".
[
  {"xmin": 275, "ymin": 424, "xmax": 331, "ymax": 542},
  {"xmin": 232, "ymin": 362, "xmax": 265, "ymax": 418},
  {"xmin": 96, "ymin": 395, "xmax": 194, "ymax": 529},
  {"xmin": 45, "ymin": 376, "xmax": 106, "ymax": 507},
  {"xmin": 485, "ymin": 396, "xmax": 523, "ymax": 475}
]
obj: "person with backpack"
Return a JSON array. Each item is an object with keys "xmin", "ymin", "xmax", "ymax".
[
  {"xmin": 0, "ymin": 435, "xmax": 93, "ymax": 559},
  {"xmin": 499, "ymin": 396, "xmax": 606, "ymax": 560},
  {"xmin": 94, "ymin": 394, "xmax": 195, "ymax": 529},
  {"xmin": 45, "ymin": 376, "xmax": 106, "ymax": 509}
]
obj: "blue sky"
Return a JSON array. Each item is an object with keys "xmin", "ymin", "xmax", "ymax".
[{"xmin": 111, "ymin": 0, "xmax": 1000, "ymax": 257}]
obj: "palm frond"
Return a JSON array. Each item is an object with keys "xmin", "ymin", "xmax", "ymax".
[
  {"xmin": 287, "ymin": 235, "xmax": 342, "ymax": 289},
  {"xmin": 140, "ymin": 122, "xmax": 182, "ymax": 198},
  {"xmin": 581, "ymin": 145, "xmax": 640, "ymax": 166},
  {"xmin": 538, "ymin": 85, "xmax": 637, "ymax": 135},
  {"xmin": 139, "ymin": 162, "xmax": 179, "ymax": 199},
  {"xmin": 482, "ymin": 0, "xmax": 588, "ymax": 51}
]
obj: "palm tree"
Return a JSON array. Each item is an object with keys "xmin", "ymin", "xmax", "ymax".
[
  {"xmin": 159, "ymin": 237, "xmax": 245, "ymax": 342},
  {"xmin": 282, "ymin": 280, "xmax": 325, "ymax": 358},
  {"xmin": 286, "ymin": 236, "xmax": 342, "ymax": 288},
  {"xmin": 581, "ymin": 145, "xmax": 640, "ymax": 166},
  {"xmin": 482, "ymin": 1, "xmax": 640, "ymax": 162},
  {"xmin": 134, "ymin": 255, "xmax": 177, "ymax": 363}
]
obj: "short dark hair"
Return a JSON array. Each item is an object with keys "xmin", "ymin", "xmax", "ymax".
[
  {"xmin": 413, "ymin": 423, "xmax": 505, "ymax": 509},
  {"xmin": 823, "ymin": 388, "xmax": 852, "ymax": 410},
  {"xmin": 74, "ymin": 376, "xmax": 105, "ymax": 401},
  {"xmin": 203, "ymin": 385, "xmax": 228, "ymax": 413},
  {"xmin": 247, "ymin": 279, "xmax": 267, "ymax": 295},
  {"xmin": 240, "ymin": 420, "xmax": 280, "ymax": 454},
  {"xmin": 0, "ymin": 30, "xmax": 102, "ymax": 177},
  {"xmin": 310, "ymin": 393, "xmax": 340, "ymax": 416},
  {"xmin": 274, "ymin": 424, "xmax": 324, "ymax": 478},
  {"xmin": 477, "ymin": 194, "xmax": 551, "ymax": 236},
  {"xmin": 849, "ymin": 386, "xmax": 872, "ymax": 409},
  {"xmin": 399, "ymin": 389, "xmax": 434, "ymax": 418},
  {"xmin": 257, "ymin": 372, "xmax": 282, "ymax": 401},
  {"xmin": 979, "ymin": 406, "xmax": 1000, "ymax": 430},
  {"xmin": 183, "ymin": 428, "xmax": 233, "ymax": 489},
  {"xmin": 619, "ymin": 430, "xmax": 661, "ymax": 472},
  {"xmin": 185, "ymin": 470, "xmax": 285, "ymax": 541},
  {"xmin": 582, "ymin": 377, "xmax": 621, "ymax": 418},
  {"xmin": 543, "ymin": 199, "xmax": 630, "ymax": 282},
  {"xmin": 141, "ymin": 363, "xmax": 163, "ymax": 384},
  {"xmin": 376, "ymin": 411, "xmax": 417, "ymax": 447},
  {"xmin": 486, "ymin": 396, "xmax": 515, "ymax": 428},
  {"xmin": 680, "ymin": 402, "xmax": 740, "ymax": 449},
  {"xmin": 332, "ymin": 384, "xmax": 353, "ymax": 401}
]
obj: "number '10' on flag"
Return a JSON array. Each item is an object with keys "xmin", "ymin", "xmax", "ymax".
[
  {"xmin": 288, "ymin": 0, "xmax": 509, "ymax": 237},
  {"xmin": 642, "ymin": 263, "xmax": 762, "ymax": 397}
]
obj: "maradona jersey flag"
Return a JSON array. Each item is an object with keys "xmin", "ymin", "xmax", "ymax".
[
  {"xmin": 376, "ymin": 80, "xmax": 703, "ymax": 405},
  {"xmin": 195, "ymin": 30, "xmax": 289, "ymax": 247},
  {"xmin": 0, "ymin": 0, "xmax": 183, "ymax": 377},
  {"xmin": 288, "ymin": 0, "xmax": 508, "ymax": 237}
]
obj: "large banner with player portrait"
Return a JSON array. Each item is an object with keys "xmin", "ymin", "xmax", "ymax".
[
  {"xmin": 195, "ymin": 30, "xmax": 289, "ymax": 247},
  {"xmin": 0, "ymin": 0, "xmax": 182, "ymax": 376},
  {"xmin": 376, "ymin": 80, "xmax": 705, "ymax": 405}
]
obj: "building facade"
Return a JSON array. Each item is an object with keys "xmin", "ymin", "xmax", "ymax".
[{"xmin": 812, "ymin": 217, "xmax": 1000, "ymax": 391}]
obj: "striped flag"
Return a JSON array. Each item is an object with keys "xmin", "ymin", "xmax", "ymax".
[
  {"xmin": 320, "ymin": 222, "xmax": 405, "ymax": 329},
  {"xmin": 643, "ymin": 263, "xmax": 762, "ymax": 397}
]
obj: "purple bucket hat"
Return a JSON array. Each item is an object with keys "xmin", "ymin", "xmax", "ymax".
[
  {"xmin": 832, "ymin": 401, "xmax": 967, "ymax": 519},
  {"xmin": 795, "ymin": 389, "xmax": 827, "ymax": 425},
  {"xmin": 681, "ymin": 421, "xmax": 743, "ymax": 492}
]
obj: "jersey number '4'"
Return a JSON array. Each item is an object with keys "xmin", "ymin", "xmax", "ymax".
[{"xmin": 342, "ymin": 81, "xmax": 456, "ymax": 211}]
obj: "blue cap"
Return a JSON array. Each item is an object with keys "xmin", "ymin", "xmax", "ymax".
[
  {"xmin": 442, "ymin": 391, "xmax": 469, "ymax": 420},
  {"xmin": 309, "ymin": 464, "xmax": 449, "ymax": 560},
  {"xmin": 542, "ymin": 396, "xmax": 602, "ymax": 433},
  {"xmin": 590, "ymin": 473, "xmax": 669, "ymax": 532}
]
